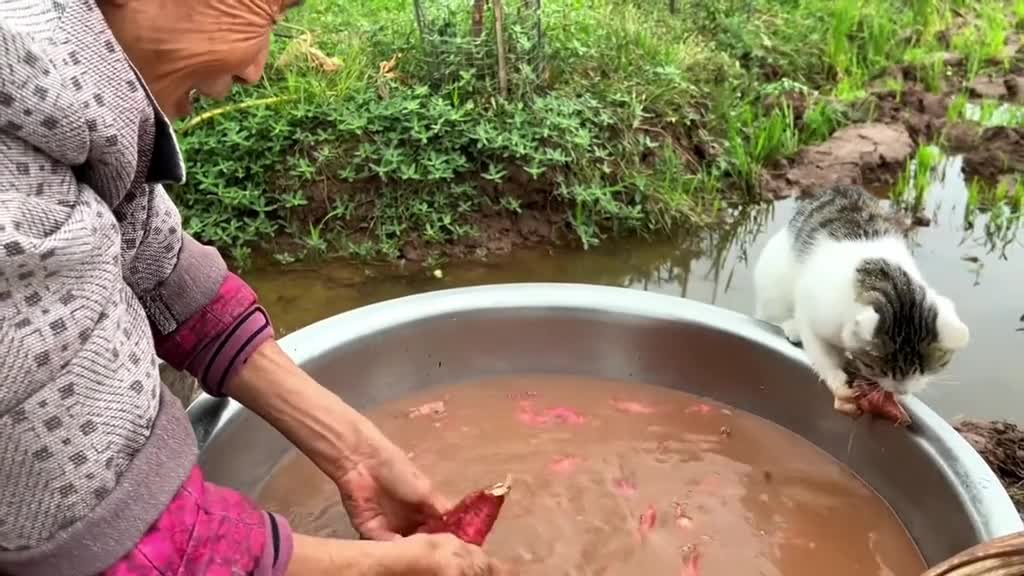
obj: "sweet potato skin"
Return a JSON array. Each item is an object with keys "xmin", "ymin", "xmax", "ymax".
[
  {"xmin": 852, "ymin": 381, "xmax": 911, "ymax": 427},
  {"xmin": 417, "ymin": 480, "xmax": 511, "ymax": 546}
]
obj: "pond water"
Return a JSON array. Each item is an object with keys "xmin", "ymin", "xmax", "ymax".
[{"xmin": 246, "ymin": 157, "xmax": 1023, "ymax": 422}]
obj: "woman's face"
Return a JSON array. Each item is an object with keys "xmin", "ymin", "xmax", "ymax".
[{"xmin": 100, "ymin": 0, "xmax": 302, "ymax": 120}]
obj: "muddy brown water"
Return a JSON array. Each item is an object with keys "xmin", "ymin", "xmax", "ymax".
[
  {"xmin": 258, "ymin": 376, "xmax": 926, "ymax": 575},
  {"xmin": 247, "ymin": 156, "xmax": 1023, "ymax": 422}
]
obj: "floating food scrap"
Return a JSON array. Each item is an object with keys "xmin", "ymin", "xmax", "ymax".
[
  {"xmin": 639, "ymin": 504, "xmax": 658, "ymax": 539},
  {"xmin": 417, "ymin": 476, "xmax": 511, "ymax": 546},
  {"xmin": 685, "ymin": 403, "xmax": 715, "ymax": 415},
  {"xmin": 610, "ymin": 398, "xmax": 656, "ymax": 414},
  {"xmin": 516, "ymin": 401, "xmax": 586, "ymax": 427},
  {"xmin": 680, "ymin": 544, "xmax": 701, "ymax": 576},
  {"xmin": 549, "ymin": 455, "xmax": 583, "ymax": 475},
  {"xmin": 612, "ymin": 477, "xmax": 637, "ymax": 496},
  {"xmin": 673, "ymin": 501, "xmax": 694, "ymax": 529},
  {"xmin": 852, "ymin": 381, "xmax": 911, "ymax": 427},
  {"xmin": 408, "ymin": 400, "xmax": 447, "ymax": 419}
]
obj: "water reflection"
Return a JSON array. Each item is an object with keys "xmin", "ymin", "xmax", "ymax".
[{"xmin": 246, "ymin": 160, "xmax": 1022, "ymax": 421}]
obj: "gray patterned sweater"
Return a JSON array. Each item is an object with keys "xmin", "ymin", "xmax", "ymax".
[{"xmin": 0, "ymin": 1, "xmax": 231, "ymax": 574}]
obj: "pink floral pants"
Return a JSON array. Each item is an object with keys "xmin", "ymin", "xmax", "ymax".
[{"xmin": 103, "ymin": 466, "xmax": 293, "ymax": 576}]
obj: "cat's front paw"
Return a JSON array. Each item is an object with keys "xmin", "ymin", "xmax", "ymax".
[
  {"xmin": 822, "ymin": 370, "xmax": 861, "ymax": 416},
  {"xmin": 832, "ymin": 395, "xmax": 862, "ymax": 416},
  {"xmin": 780, "ymin": 319, "xmax": 802, "ymax": 344}
]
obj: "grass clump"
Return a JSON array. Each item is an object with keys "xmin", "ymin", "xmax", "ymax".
[
  {"xmin": 946, "ymin": 98, "xmax": 1024, "ymax": 128},
  {"xmin": 173, "ymin": 0, "xmax": 1024, "ymax": 267},
  {"xmin": 892, "ymin": 144, "xmax": 946, "ymax": 213},
  {"xmin": 965, "ymin": 176, "xmax": 1024, "ymax": 252}
]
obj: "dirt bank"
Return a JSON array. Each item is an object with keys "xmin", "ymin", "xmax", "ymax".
[
  {"xmin": 400, "ymin": 170, "xmax": 572, "ymax": 263},
  {"xmin": 294, "ymin": 71, "xmax": 1024, "ymax": 266},
  {"xmin": 954, "ymin": 419, "xmax": 1024, "ymax": 516},
  {"xmin": 759, "ymin": 74, "xmax": 1024, "ymax": 203},
  {"xmin": 763, "ymin": 123, "xmax": 914, "ymax": 199},
  {"xmin": 866, "ymin": 78, "xmax": 1024, "ymax": 182}
]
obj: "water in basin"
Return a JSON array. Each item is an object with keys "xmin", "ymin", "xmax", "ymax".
[{"xmin": 257, "ymin": 375, "xmax": 926, "ymax": 575}]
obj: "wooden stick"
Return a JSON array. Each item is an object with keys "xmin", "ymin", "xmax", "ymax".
[
  {"xmin": 471, "ymin": 0, "xmax": 488, "ymax": 38},
  {"xmin": 493, "ymin": 0, "xmax": 509, "ymax": 98},
  {"xmin": 413, "ymin": 0, "xmax": 427, "ymax": 43}
]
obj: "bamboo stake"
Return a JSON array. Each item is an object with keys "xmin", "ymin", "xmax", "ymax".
[
  {"xmin": 471, "ymin": 0, "xmax": 488, "ymax": 38},
  {"xmin": 493, "ymin": 0, "xmax": 509, "ymax": 98}
]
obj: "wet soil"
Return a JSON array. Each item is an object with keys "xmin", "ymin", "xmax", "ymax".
[
  {"xmin": 953, "ymin": 419, "xmax": 1024, "ymax": 515},
  {"xmin": 762, "ymin": 123, "xmax": 914, "ymax": 199},
  {"xmin": 757, "ymin": 57, "xmax": 1024, "ymax": 201},
  {"xmin": 858, "ymin": 82, "xmax": 1024, "ymax": 183}
]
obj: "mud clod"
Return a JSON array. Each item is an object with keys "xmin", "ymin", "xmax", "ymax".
[
  {"xmin": 765, "ymin": 123, "xmax": 914, "ymax": 198},
  {"xmin": 969, "ymin": 76, "xmax": 1010, "ymax": 100},
  {"xmin": 958, "ymin": 127, "xmax": 1024, "ymax": 181}
]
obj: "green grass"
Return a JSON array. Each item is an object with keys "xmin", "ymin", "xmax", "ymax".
[
  {"xmin": 964, "ymin": 176, "xmax": 1024, "ymax": 251},
  {"xmin": 173, "ymin": 0, "xmax": 1024, "ymax": 267},
  {"xmin": 892, "ymin": 144, "xmax": 946, "ymax": 213},
  {"xmin": 946, "ymin": 98, "xmax": 1024, "ymax": 127}
]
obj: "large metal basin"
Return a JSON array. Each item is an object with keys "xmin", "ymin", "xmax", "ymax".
[{"xmin": 187, "ymin": 283, "xmax": 1022, "ymax": 566}]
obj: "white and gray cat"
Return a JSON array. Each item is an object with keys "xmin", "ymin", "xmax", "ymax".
[{"xmin": 753, "ymin": 185, "xmax": 969, "ymax": 414}]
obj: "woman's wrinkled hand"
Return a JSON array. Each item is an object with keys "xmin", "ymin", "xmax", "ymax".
[
  {"xmin": 386, "ymin": 533, "xmax": 511, "ymax": 576},
  {"xmin": 335, "ymin": 420, "xmax": 451, "ymax": 541}
]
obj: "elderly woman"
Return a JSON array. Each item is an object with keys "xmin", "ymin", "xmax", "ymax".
[{"xmin": 0, "ymin": 1, "xmax": 507, "ymax": 575}]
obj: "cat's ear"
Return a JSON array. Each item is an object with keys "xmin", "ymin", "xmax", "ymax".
[
  {"xmin": 937, "ymin": 312, "xmax": 969, "ymax": 350},
  {"xmin": 933, "ymin": 295, "xmax": 970, "ymax": 350},
  {"xmin": 843, "ymin": 306, "xmax": 878, "ymax": 347}
]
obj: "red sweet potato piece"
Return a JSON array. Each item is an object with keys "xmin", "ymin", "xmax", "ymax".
[
  {"xmin": 853, "ymin": 381, "xmax": 911, "ymax": 427},
  {"xmin": 680, "ymin": 544, "xmax": 701, "ymax": 576},
  {"xmin": 638, "ymin": 504, "xmax": 657, "ymax": 539},
  {"xmin": 612, "ymin": 477, "xmax": 637, "ymax": 496},
  {"xmin": 417, "ymin": 476, "xmax": 511, "ymax": 546},
  {"xmin": 516, "ymin": 401, "xmax": 586, "ymax": 427},
  {"xmin": 685, "ymin": 403, "xmax": 714, "ymax": 415}
]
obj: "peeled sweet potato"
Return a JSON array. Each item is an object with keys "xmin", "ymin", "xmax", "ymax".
[
  {"xmin": 853, "ymin": 381, "xmax": 911, "ymax": 427},
  {"xmin": 417, "ymin": 476, "xmax": 511, "ymax": 546}
]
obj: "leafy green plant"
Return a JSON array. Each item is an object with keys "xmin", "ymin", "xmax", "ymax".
[{"xmin": 172, "ymin": 0, "xmax": 1023, "ymax": 266}]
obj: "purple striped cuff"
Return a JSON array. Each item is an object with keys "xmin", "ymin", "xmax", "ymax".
[
  {"xmin": 256, "ymin": 512, "xmax": 294, "ymax": 576},
  {"xmin": 185, "ymin": 305, "xmax": 274, "ymax": 397}
]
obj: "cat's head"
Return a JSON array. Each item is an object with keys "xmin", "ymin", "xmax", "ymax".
[{"xmin": 841, "ymin": 258, "xmax": 969, "ymax": 395}]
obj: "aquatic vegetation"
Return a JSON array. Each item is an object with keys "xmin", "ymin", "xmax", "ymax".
[
  {"xmin": 950, "ymin": 100, "xmax": 1024, "ymax": 128},
  {"xmin": 964, "ymin": 177, "xmax": 1024, "ymax": 251},
  {"xmin": 892, "ymin": 145, "xmax": 946, "ymax": 213}
]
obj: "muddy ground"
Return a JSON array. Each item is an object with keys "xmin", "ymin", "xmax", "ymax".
[
  {"xmin": 954, "ymin": 419, "xmax": 1024, "ymax": 517},
  {"xmin": 765, "ymin": 76, "xmax": 1024, "ymax": 200}
]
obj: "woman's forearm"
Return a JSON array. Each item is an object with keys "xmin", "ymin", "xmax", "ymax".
[
  {"xmin": 287, "ymin": 535, "xmax": 395, "ymax": 576},
  {"xmin": 227, "ymin": 339, "xmax": 378, "ymax": 479}
]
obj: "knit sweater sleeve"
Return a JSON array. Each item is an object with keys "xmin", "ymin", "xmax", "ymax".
[{"xmin": 119, "ymin": 183, "xmax": 275, "ymax": 397}]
